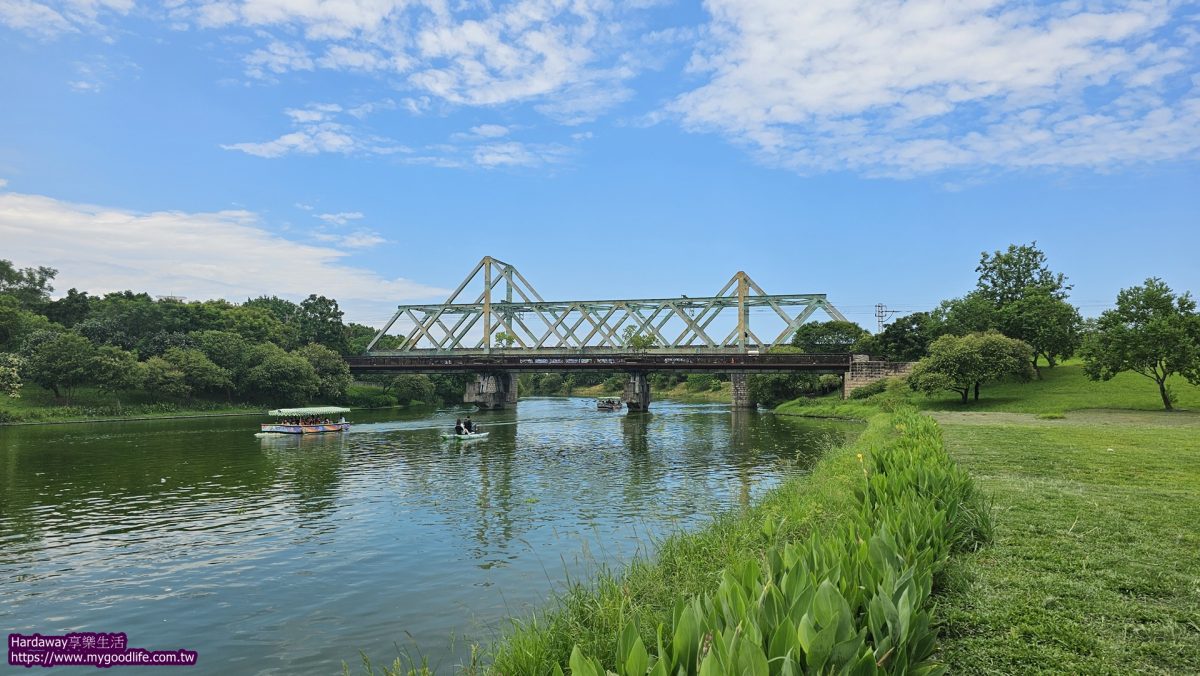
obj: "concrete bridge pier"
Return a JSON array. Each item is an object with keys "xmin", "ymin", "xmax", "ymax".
[
  {"xmin": 731, "ymin": 373, "xmax": 757, "ymax": 409},
  {"xmin": 465, "ymin": 372, "xmax": 518, "ymax": 410},
  {"xmin": 623, "ymin": 372, "xmax": 651, "ymax": 411}
]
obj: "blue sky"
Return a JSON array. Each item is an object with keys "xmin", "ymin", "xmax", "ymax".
[{"xmin": 1, "ymin": 0, "xmax": 1197, "ymax": 330}]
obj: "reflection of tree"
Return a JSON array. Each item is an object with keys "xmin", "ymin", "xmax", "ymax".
[
  {"xmin": 263, "ymin": 433, "xmax": 346, "ymax": 518},
  {"xmin": 0, "ymin": 420, "xmax": 281, "ymax": 550}
]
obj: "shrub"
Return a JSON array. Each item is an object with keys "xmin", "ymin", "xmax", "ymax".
[{"xmin": 685, "ymin": 374, "xmax": 717, "ymax": 393}]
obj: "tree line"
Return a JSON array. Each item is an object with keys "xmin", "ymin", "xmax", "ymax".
[
  {"xmin": 0, "ymin": 261, "xmax": 462, "ymax": 408},
  {"xmin": 749, "ymin": 242, "xmax": 1200, "ymax": 410}
]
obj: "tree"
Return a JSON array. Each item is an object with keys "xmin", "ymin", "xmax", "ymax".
[
  {"xmin": 241, "ymin": 349, "xmax": 319, "ymax": 404},
  {"xmin": 161, "ymin": 348, "xmax": 233, "ymax": 399},
  {"xmin": 22, "ymin": 331, "xmax": 96, "ymax": 401},
  {"xmin": 853, "ymin": 312, "xmax": 937, "ymax": 361},
  {"xmin": 494, "ymin": 331, "xmax": 518, "ymax": 348},
  {"xmin": 297, "ymin": 294, "xmax": 348, "ymax": 353},
  {"xmin": 908, "ymin": 331, "xmax": 1034, "ymax": 402},
  {"xmin": 0, "ymin": 259, "xmax": 57, "ymax": 310},
  {"xmin": 790, "ymin": 320, "xmax": 869, "ymax": 353},
  {"xmin": 75, "ymin": 316, "xmax": 137, "ymax": 350},
  {"xmin": 138, "ymin": 331, "xmax": 196, "ymax": 358},
  {"xmin": 999, "ymin": 289, "xmax": 1082, "ymax": 370},
  {"xmin": 0, "ymin": 295, "xmax": 59, "ymax": 351},
  {"xmin": 43, "ymin": 288, "xmax": 93, "ymax": 327},
  {"xmin": 391, "ymin": 374, "xmax": 435, "ymax": 406},
  {"xmin": 294, "ymin": 343, "xmax": 352, "ymax": 402},
  {"xmin": 976, "ymin": 241, "xmax": 1070, "ymax": 304},
  {"xmin": 621, "ymin": 325, "xmax": 658, "ymax": 352},
  {"xmin": 0, "ymin": 353, "xmax": 23, "ymax": 398},
  {"xmin": 140, "ymin": 356, "xmax": 189, "ymax": 399},
  {"xmin": 90, "ymin": 345, "xmax": 141, "ymax": 406},
  {"xmin": 933, "ymin": 292, "xmax": 999, "ymax": 336},
  {"xmin": 191, "ymin": 330, "xmax": 250, "ymax": 373},
  {"xmin": 1079, "ymin": 278, "xmax": 1200, "ymax": 411},
  {"xmin": 223, "ymin": 305, "xmax": 286, "ymax": 344}
]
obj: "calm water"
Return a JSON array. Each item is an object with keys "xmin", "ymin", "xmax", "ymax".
[{"xmin": 0, "ymin": 398, "xmax": 859, "ymax": 674}]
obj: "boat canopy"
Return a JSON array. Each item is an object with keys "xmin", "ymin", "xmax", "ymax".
[{"xmin": 268, "ymin": 406, "xmax": 352, "ymax": 416}]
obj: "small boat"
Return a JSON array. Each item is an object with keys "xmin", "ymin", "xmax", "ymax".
[
  {"xmin": 596, "ymin": 397, "xmax": 623, "ymax": 411},
  {"xmin": 261, "ymin": 406, "xmax": 351, "ymax": 434},
  {"xmin": 441, "ymin": 431, "xmax": 490, "ymax": 442}
]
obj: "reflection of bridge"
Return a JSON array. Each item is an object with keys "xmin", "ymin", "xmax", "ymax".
[{"xmin": 345, "ymin": 257, "xmax": 852, "ymax": 410}]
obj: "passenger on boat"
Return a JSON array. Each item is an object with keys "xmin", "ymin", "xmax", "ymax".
[
  {"xmin": 455, "ymin": 418, "xmax": 464, "ymax": 435},
  {"xmin": 464, "ymin": 416, "xmax": 474, "ymax": 433}
]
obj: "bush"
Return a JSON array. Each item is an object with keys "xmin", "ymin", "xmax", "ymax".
[
  {"xmin": 604, "ymin": 375, "xmax": 625, "ymax": 392},
  {"xmin": 849, "ymin": 378, "xmax": 888, "ymax": 399},
  {"xmin": 684, "ymin": 374, "xmax": 717, "ymax": 393},
  {"xmin": 347, "ymin": 384, "xmax": 395, "ymax": 409}
]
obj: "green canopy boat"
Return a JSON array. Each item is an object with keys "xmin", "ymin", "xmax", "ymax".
[{"xmin": 261, "ymin": 406, "xmax": 351, "ymax": 435}]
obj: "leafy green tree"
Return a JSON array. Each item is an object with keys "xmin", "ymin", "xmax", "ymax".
[
  {"xmin": 0, "ymin": 353, "xmax": 23, "ymax": 398},
  {"xmin": 346, "ymin": 322, "xmax": 401, "ymax": 353},
  {"xmin": 297, "ymin": 294, "xmax": 348, "ymax": 353},
  {"xmin": 790, "ymin": 320, "xmax": 868, "ymax": 353},
  {"xmin": 140, "ymin": 356, "xmax": 189, "ymax": 399},
  {"xmin": 90, "ymin": 345, "xmax": 141, "ymax": 406},
  {"xmin": 0, "ymin": 295, "xmax": 59, "ymax": 351},
  {"xmin": 537, "ymin": 373, "xmax": 564, "ymax": 394},
  {"xmin": 391, "ymin": 374, "xmax": 435, "ymax": 406},
  {"xmin": 853, "ymin": 312, "xmax": 938, "ymax": 361},
  {"xmin": 191, "ymin": 330, "xmax": 251, "ymax": 373},
  {"xmin": 138, "ymin": 331, "xmax": 196, "ymax": 358},
  {"xmin": 243, "ymin": 295, "xmax": 300, "ymax": 324},
  {"xmin": 162, "ymin": 348, "xmax": 233, "ymax": 399},
  {"xmin": 1080, "ymin": 278, "xmax": 1200, "ymax": 411},
  {"xmin": 621, "ymin": 325, "xmax": 658, "ymax": 352},
  {"xmin": 0, "ymin": 259, "xmax": 57, "ymax": 310},
  {"xmin": 222, "ymin": 305, "xmax": 286, "ymax": 344},
  {"xmin": 22, "ymin": 331, "xmax": 96, "ymax": 401},
  {"xmin": 976, "ymin": 241, "xmax": 1070, "ymax": 304},
  {"xmin": 933, "ymin": 292, "xmax": 999, "ymax": 336},
  {"xmin": 428, "ymin": 373, "xmax": 473, "ymax": 405},
  {"xmin": 908, "ymin": 331, "xmax": 1034, "ymax": 402},
  {"xmin": 241, "ymin": 349, "xmax": 319, "ymax": 405},
  {"xmin": 294, "ymin": 343, "xmax": 352, "ymax": 402},
  {"xmin": 493, "ymin": 331, "xmax": 518, "ymax": 348},
  {"xmin": 999, "ymin": 289, "xmax": 1082, "ymax": 370},
  {"xmin": 44, "ymin": 288, "xmax": 93, "ymax": 327},
  {"xmin": 75, "ymin": 316, "xmax": 137, "ymax": 350}
]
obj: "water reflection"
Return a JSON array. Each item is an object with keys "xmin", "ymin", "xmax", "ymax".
[{"xmin": 0, "ymin": 399, "xmax": 861, "ymax": 674}]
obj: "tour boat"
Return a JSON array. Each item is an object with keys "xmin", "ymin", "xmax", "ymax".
[
  {"xmin": 261, "ymin": 406, "xmax": 351, "ymax": 434},
  {"xmin": 596, "ymin": 397, "xmax": 623, "ymax": 411}
]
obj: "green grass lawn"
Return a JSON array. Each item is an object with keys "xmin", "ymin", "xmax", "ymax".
[
  {"xmin": 910, "ymin": 362, "xmax": 1200, "ymax": 414},
  {"xmin": 933, "ymin": 411, "xmax": 1200, "ymax": 674}
]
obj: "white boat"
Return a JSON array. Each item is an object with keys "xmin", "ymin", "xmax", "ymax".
[
  {"xmin": 441, "ymin": 431, "xmax": 490, "ymax": 442},
  {"xmin": 596, "ymin": 397, "xmax": 622, "ymax": 411},
  {"xmin": 261, "ymin": 406, "xmax": 351, "ymax": 434}
]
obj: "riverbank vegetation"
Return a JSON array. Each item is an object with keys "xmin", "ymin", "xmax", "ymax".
[
  {"xmin": 0, "ymin": 259, "xmax": 469, "ymax": 422},
  {"xmin": 469, "ymin": 408, "xmax": 989, "ymax": 675}
]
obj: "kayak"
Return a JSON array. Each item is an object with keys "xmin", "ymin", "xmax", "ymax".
[{"xmin": 441, "ymin": 432, "xmax": 489, "ymax": 441}]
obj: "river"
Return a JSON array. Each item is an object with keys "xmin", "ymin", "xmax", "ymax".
[{"xmin": 0, "ymin": 398, "xmax": 859, "ymax": 674}]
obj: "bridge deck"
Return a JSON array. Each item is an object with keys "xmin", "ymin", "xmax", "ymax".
[{"xmin": 346, "ymin": 352, "xmax": 852, "ymax": 374}]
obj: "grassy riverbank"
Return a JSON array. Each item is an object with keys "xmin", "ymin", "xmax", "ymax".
[
  {"xmin": 0, "ymin": 386, "xmax": 266, "ymax": 424},
  {"xmin": 775, "ymin": 365, "xmax": 1200, "ymax": 673}
]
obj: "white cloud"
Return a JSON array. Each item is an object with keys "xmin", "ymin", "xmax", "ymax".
[
  {"xmin": 0, "ymin": 0, "xmax": 131, "ymax": 35},
  {"xmin": 313, "ymin": 229, "xmax": 386, "ymax": 248},
  {"xmin": 472, "ymin": 141, "xmax": 565, "ymax": 168},
  {"xmin": 0, "ymin": 178, "xmax": 8, "ymax": 188},
  {"xmin": 166, "ymin": 0, "xmax": 643, "ymax": 119},
  {"xmin": 315, "ymin": 211, "xmax": 363, "ymax": 225},
  {"xmin": 222, "ymin": 103, "xmax": 407, "ymax": 158},
  {"xmin": 673, "ymin": 0, "xmax": 1200, "ymax": 176},
  {"xmin": 0, "ymin": 191, "xmax": 446, "ymax": 323},
  {"xmin": 470, "ymin": 124, "xmax": 510, "ymax": 138}
]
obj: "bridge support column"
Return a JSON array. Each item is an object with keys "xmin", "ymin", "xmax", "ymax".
[
  {"xmin": 623, "ymin": 372, "xmax": 651, "ymax": 411},
  {"xmin": 731, "ymin": 373, "xmax": 757, "ymax": 409},
  {"xmin": 464, "ymin": 372, "xmax": 518, "ymax": 410}
]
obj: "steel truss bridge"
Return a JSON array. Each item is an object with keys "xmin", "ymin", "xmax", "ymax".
[{"xmin": 352, "ymin": 256, "xmax": 848, "ymax": 361}]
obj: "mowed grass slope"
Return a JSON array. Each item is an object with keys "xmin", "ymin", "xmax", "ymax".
[
  {"xmin": 910, "ymin": 362, "xmax": 1200, "ymax": 414},
  {"xmin": 934, "ymin": 412, "xmax": 1200, "ymax": 673}
]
